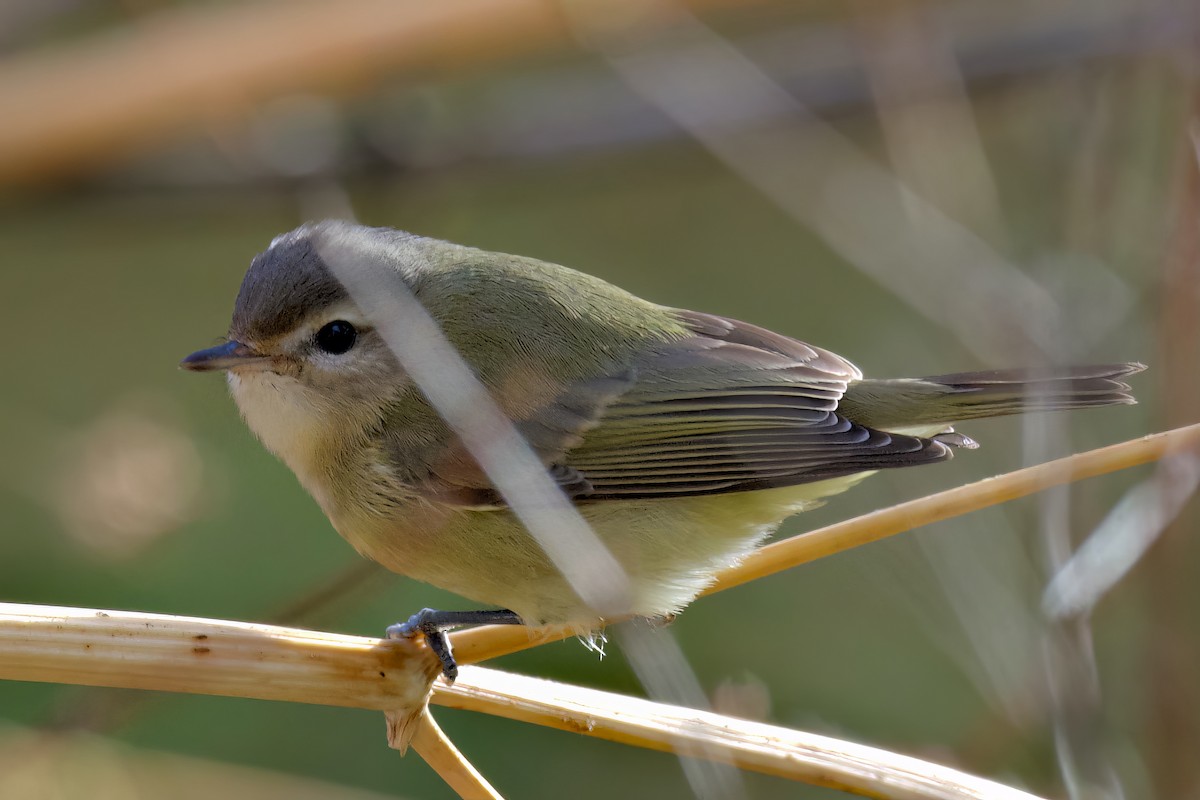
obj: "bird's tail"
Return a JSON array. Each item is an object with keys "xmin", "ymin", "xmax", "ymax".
[{"xmin": 839, "ymin": 363, "xmax": 1144, "ymax": 435}]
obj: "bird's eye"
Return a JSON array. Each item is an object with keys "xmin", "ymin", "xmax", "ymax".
[{"xmin": 314, "ymin": 320, "xmax": 357, "ymax": 354}]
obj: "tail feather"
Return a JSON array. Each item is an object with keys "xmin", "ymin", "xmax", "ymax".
[
  {"xmin": 922, "ymin": 363, "xmax": 1142, "ymax": 402},
  {"xmin": 839, "ymin": 362, "xmax": 1144, "ymax": 432}
]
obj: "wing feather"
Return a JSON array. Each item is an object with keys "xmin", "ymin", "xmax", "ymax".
[
  {"xmin": 545, "ymin": 311, "xmax": 943, "ymax": 498},
  {"xmin": 400, "ymin": 309, "xmax": 949, "ymax": 506}
]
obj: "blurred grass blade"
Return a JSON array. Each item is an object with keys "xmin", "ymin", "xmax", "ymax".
[{"xmin": 1043, "ymin": 451, "xmax": 1200, "ymax": 619}]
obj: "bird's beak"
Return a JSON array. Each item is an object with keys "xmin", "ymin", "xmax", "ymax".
[{"xmin": 180, "ymin": 340, "xmax": 272, "ymax": 372}]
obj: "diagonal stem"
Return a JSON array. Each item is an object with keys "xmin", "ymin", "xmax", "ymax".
[
  {"xmin": 434, "ymin": 665, "xmax": 1048, "ymax": 800},
  {"xmin": 409, "ymin": 708, "xmax": 505, "ymax": 800},
  {"xmin": 450, "ymin": 422, "xmax": 1200, "ymax": 665}
]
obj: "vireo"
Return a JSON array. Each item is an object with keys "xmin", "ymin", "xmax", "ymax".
[{"xmin": 183, "ymin": 221, "xmax": 1142, "ymax": 679}]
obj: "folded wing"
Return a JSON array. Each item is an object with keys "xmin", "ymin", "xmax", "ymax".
[
  {"xmin": 564, "ymin": 311, "xmax": 950, "ymax": 499},
  {"xmin": 409, "ymin": 309, "xmax": 950, "ymax": 506}
]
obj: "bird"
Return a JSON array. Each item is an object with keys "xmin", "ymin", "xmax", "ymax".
[{"xmin": 182, "ymin": 220, "xmax": 1142, "ymax": 679}]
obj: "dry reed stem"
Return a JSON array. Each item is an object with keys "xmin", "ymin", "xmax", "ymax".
[
  {"xmin": 409, "ymin": 709, "xmax": 505, "ymax": 800},
  {"xmin": 0, "ymin": 604, "xmax": 438, "ymax": 739},
  {"xmin": 449, "ymin": 422, "xmax": 1200, "ymax": 664},
  {"xmin": 436, "ymin": 665, "xmax": 1047, "ymax": 800},
  {"xmin": 0, "ymin": 603, "xmax": 504, "ymax": 794},
  {"xmin": 0, "ymin": 600, "xmax": 1042, "ymax": 799}
]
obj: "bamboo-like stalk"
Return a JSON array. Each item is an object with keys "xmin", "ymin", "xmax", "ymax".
[
  {"xmin": 409, "ymin": 709, "xmax": 505, "ymax": 800},
  {"xmin": 436, "ymin": 665, "xmax": 1046, "ymax": 800},
  {"xmin": 0, "ymin": 601, "xmax": 1040, "ymax": 799},
  {"xmin": 0, "ymin": 604, "xmax": 438, "ymax": 738},
  {"xmin": 449, "ymin": 422, "xmax": 1200, "ymax": 665}
]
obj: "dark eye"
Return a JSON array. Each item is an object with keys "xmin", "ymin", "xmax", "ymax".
[{"xmin": 314, "ymin": 320, "xmax": 357, "ymax": 354}]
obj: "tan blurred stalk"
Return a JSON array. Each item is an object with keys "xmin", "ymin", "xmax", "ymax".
[
  {"xmin": 1146, "ymin": 94, "xmax": 1200, "ymax": 800},
  {"xmin": 0, "ymin": 0, "xmax": 785, "ymax": 185},
  {"xmin": 0, "ymin": 724, "xmax": 407, "ymax": 800}
]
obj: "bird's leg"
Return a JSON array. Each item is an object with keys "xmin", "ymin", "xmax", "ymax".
[{"xmin": 386, "ymin": 608, "xmax": 523, "ymax": 682}]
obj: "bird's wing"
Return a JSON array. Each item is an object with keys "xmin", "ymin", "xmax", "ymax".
[
  {"xmin": 563, "ymin": 311, "xmax": 949, "ymax": 499},
  {"xmin": 409, "ymin": 310, "xmax": 949, "ymax": 506}
]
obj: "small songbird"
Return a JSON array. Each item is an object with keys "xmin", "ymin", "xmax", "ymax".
[{"xmin": 182, "ymin": 220, "xmax": 1142, "ymax": 679}]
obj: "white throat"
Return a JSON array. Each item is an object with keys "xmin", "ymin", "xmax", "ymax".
[{"xmin": 227, "ymin": 370, "xmax": 341, "ymax": 512}]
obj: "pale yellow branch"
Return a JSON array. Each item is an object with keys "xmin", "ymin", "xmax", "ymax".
[
  {"xmin": 708, "ymin": 423, "xmax": 1200, "ymax": 595},
  {"xmin": 0, "ymin": 603, "xmax": 438, "ymax": 728},
  {"xmin": 450, "ymin": 423, "xmax": 1200, "ymax": 665},
  {"xmin": 0, "ymin": 602, "xmax": 1041, "ymax": 799},
  {"xmin": 435, "ymin": 666, "xmax": 1045, "ymax": 800},
  {"xmin": 409, "ymin": 709, "xmax": 505, "ymax": 800}
]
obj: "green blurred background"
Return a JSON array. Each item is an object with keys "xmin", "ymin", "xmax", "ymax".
[{"xmin": 1, "ymin": 1, "xmax": 1197, "ymax": 798}]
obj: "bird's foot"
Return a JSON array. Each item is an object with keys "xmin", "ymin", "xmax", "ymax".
[{"xmin": 386, "ymin": 608, "xmax": 523, "ymax": 683}]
